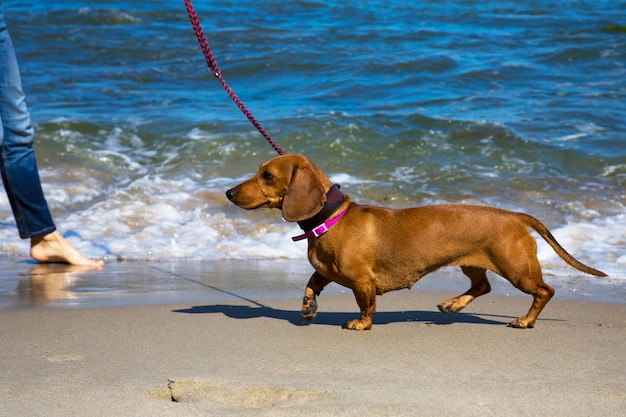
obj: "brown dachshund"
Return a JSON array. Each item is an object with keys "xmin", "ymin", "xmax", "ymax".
[{"xmin": 226, "ymin": 154, "xmax": 607, "ymax": 330}]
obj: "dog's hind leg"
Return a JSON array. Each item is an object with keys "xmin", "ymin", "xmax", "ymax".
[
  {"xmin": 505, "ymin": 268, "xmax": 554, "ymax": 329},
  {"xmin": 437, "ymin": 266, "xmax": 491, "ymax": 313}
]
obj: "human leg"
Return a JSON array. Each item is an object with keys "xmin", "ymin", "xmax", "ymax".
[
  {"xmin": 0, "ymin": 7, "xmax": 103, "ymax": 266},
  {"xmin": 0, "ymin": 5, "xmax": 55, "ymax": 239}
]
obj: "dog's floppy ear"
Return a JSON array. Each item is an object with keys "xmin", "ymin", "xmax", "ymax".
[{"xmin": 282, "ymin": 165, "xmax": 326, "ymax": 222}]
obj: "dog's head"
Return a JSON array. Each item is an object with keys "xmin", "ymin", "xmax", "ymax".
[{"xmin": 226, "ymin": 154, "xmax": 333, "ymax": 222}]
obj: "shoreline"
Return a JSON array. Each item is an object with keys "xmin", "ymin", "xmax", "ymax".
[{"xmin": 0, "ymin": 257, "xmax": 624, "ymax": 312}]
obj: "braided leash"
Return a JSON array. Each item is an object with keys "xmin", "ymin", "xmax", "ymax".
[{"xmin": 183, "ymin": 0, "xmax": 286, "ymax": 155}]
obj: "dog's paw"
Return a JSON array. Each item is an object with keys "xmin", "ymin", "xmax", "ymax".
[
  {"xmin": 437, "ymin": 303, "xmax": 459, "ymax": 313},
  {"xmin": 507, "ymin": 318, "xmax": 535, "ymax": 329},
  {"xmin": 438, "ymin": 294, "xmax": 477, "ymax": 313},
  {"xmin": 341, "ymin": 319, "xmax": 372, "ymax": 331},
  {"xmin": 301, "ymin": 296, "xmax": 318, "ymax": 323}
]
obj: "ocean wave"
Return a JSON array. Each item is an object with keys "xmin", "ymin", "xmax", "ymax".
[
  {"xmin": 1, "ymin": 168, "xmax": 623, "ymax": 281},
  {"xmin": 536, "ymin": 213, "xmax": 626, "ymax": 279},
  {"xmin": 1, "ymin": 0, "xmax": 622, "ymax": 283}
]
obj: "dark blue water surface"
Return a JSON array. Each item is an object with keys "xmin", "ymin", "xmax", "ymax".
[{"xmin": 0, "ymin": 0, "xmax": 623, "ymax": 277}]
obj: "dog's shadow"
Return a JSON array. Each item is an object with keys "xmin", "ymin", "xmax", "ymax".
[{"xmin": 172, "ymin": 303, "xmax": 514, "ymax": 327}]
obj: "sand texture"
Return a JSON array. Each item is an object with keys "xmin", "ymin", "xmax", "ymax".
[{"xmin": 1, "ymin": 264, "xmax": 625, "ymax": 417}]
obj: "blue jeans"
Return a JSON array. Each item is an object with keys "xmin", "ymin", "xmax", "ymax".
[{"xmin": 0, "ymin": 3, "xmax": 55, "ymax": 238}]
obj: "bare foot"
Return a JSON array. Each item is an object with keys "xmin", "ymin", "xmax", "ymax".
[{"xmin": 30, "ymin": 231, "xmax": 104, "ymax": 267}]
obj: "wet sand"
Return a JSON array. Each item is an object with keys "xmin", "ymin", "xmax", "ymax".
[{"xmin": 1, "ymin": 258, "xmax": 625, "ymax": 416}]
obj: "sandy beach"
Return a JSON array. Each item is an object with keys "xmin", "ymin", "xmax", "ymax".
[{"xmin": 1, "ymin": 258, "xmax": 624, "ymax": 416}]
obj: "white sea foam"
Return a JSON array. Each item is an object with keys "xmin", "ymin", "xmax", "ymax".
[
  {"xmin": 536, "ymin": 213, "xmax": 626, "ymax": 279},
  {"xmin": 1, "ymin": 170, "xmax": 623, "ymax": 282},
  {"xmin": 329, "ymin": 172, "xmax": 373, "ymax": 186},
  {"xmin": 0, "ymin": 172, "xmax": 304, "ymax": 262}
]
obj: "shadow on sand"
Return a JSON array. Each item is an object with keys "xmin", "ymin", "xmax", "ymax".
[{"xmin": 172, "ymin": 303, "xmax": 519, "ymax": 328}]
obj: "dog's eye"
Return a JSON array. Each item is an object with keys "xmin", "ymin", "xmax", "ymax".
[{"xmin": 261, "ymin": 170, "xmax": 274, "ymax": 181}]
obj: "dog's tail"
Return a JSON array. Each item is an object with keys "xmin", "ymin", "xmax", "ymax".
[{"xmin": 520, "ymin": 213, "xmax": 608, "ymax": 277}]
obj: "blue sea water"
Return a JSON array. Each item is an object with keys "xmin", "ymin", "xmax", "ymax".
[{"xmin": 0, "ymin": 0, "xmax": 624, "ymax": 279}]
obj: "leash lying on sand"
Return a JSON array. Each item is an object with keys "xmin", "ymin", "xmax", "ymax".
[{"xmin": 183, "ymin": 0, "xmax": 286, "ymax": 156}]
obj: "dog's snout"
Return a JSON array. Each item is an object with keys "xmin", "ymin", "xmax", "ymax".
[{"xmin": 226, "ymin": 188, "xmax": 236, "ymax": 201}]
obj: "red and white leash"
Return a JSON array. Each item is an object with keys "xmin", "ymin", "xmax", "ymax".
[{"xmin": 182, "ymin": 0, "xmax": 286, "ymax": 156}]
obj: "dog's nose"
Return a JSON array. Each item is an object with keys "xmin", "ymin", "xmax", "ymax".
[{"xmin": 225, "ymin": 188, "xmax": 236, "ymax": 201}]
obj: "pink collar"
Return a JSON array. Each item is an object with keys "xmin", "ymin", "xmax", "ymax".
[{"xmin": 292, "ymin": 206, "xmax": 349, "ymax": 242}]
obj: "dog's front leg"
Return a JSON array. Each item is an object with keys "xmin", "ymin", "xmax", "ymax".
[
  {"xmin": 343, "ymin": 280, "xmax": 377, "ymax": 330},
  {"xmin": 301, "ymin": 272, "xmax": 331, "ymax": 323}
]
